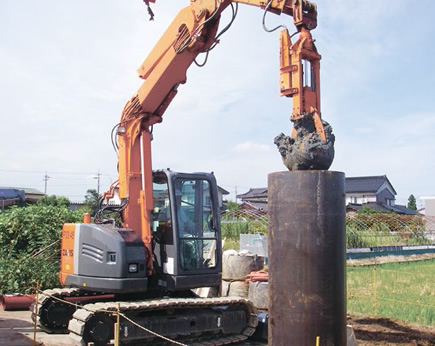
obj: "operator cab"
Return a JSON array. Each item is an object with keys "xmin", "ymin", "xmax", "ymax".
[
  {"xmin": 151, "ymin": 170, "xmax": 222, "ymax": 291},
  {"xmin": 60, "ymin": 169, "xmax": 222, "ymax": 294}
]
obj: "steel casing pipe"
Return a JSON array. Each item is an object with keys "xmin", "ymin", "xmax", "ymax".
[{"xmin": 268, "ymin": 171, "xmax": 346, "ymax": 345}]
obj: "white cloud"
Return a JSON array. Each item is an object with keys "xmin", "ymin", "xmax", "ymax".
[
  {"xmin": 233, "ymin": 141, "xmax": 272, "ymax": 154},
  {"xmin": 1, "ymin": 0, "xmax": 434, "ymax": 205},
  {"xmin": 333, "ymin": 111, "xmax": 435, "ymax": 205}
]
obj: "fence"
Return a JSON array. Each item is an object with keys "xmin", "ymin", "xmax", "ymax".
[
  {"xmin": 221, "ymin": 210, "xmax": 435, "ymax": 250},
  {"xmin": 346, "ymin": 214, "xmax": 435, "ymax": 249},
  {"xmin": 347, "ymin": 259, "xmax": 435, "ymax": 326},
  {"xmin": 222, "ymin": 210, "xmax": 435, "ymax": 326}
]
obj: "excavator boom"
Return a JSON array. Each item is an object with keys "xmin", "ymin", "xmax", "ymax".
[{"xmin": 111, "ymin": 0, "xmax": 325, "ymax": 276}]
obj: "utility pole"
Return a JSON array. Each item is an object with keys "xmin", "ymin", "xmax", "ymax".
[
  {"xmin": 44, "ymin": 172, "xmax": 51, "ymax": 195},
  {"xmin": 94, "ymin": 171, "xmax": 101, "ymax": 195}
]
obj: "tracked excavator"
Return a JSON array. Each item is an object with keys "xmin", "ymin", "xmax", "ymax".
[{"xmin": 34, "ymin": 0, "xmax": 334, "ymax": 344}]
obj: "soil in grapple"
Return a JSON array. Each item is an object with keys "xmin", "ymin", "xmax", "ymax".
[{"xmin": 275, "ymin": 117, "xmax": 335, "ymax": 171}]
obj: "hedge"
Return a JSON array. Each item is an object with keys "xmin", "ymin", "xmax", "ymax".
[{"xmin": 0, "ymin": 205, "xmax": 83, "ymax": 293}]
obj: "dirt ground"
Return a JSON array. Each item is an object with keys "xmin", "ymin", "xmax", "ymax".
[
  {"xmin": 348, "ymin": 313, "xmax": 435, "ymax": 345},
  {"xmin": 0, "ymin": 309, "xmax": 434, "ymax": 345},
  {"xmin": 2, "ymin": 254, "xmax": 434, "ymax": 345}
]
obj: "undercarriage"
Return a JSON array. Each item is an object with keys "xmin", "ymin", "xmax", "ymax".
[{"xmin": 33, "ymin": 288, "xmax": 257, "ymax": 345}]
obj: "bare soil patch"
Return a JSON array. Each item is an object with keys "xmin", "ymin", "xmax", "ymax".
[{"xmin": 348, "ymin": 313, "xmax": 435, "ymax": 345}]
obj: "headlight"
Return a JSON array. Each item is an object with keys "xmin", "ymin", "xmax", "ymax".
[{"xmin": 128, "ymin": 263, "xmax": 138, "ymax": 273}]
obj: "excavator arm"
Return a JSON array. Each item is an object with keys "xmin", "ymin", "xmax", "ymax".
[{"xmin": 104, "ymin": 0, "xmax": 327, "ymax": 274}]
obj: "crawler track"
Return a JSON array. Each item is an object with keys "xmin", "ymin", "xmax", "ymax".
[
  {"xmin": 69, "ymin": 296, "xmax": 258, "ymax": 345},
  {"xmin": 32, "ymin": 288, "xmax": 113, "ymax": 334},
  {"xmin": 32, "ymin": 288, "xmax": 81, "ymax": 333}
]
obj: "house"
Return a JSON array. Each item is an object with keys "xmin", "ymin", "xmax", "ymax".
[
  {"xmin": 240, "ymin": 200, "xmax": 268, "ymax": 212},
  {"xmin": 0, "ymin": 186, "xmax": 45, "ymax": 207},
  {"xmin": 345, "ymin": 175, "xmax": 417, "ymax": 215},
  {"xmin": 345, "ymin": 175, "xmax": 396, "ymax": 206},
  {"xmin": 217, "ymin": 186, "xmax": 230, "ymax": 207},
  {"xmin": 237, "ymin": 175, "xmax": 416, "ymax": 215},
  {"xmin": 420, "ymin": 196, "xmax": 435, "ymax": 217},
  {"xmin": 236, "ymin": 188, "xmax": 268, "ymax": 212},
  {"xmin": 20, "ymin": 187, "xmax": 46, "ymax": 203},
  {"xmin": 237, "ymin": 188, "xmax": 268, "ymax": 203},
  {"xmin": 346, "ymin": 202, "xmax": 417, "ymax": 215},
  {"xmin": 0, "ymin": 188, "xmax": 26, "ymax": 209}
]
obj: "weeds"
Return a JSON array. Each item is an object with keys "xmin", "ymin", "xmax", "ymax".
[{"xmin": 347, "ymin": 260, "xmax": 435, "ymax": 326}]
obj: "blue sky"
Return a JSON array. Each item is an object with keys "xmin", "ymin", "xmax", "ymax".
[{"xmin": 1, "ymin": 1, "xmax": 434, "ymax": 207}]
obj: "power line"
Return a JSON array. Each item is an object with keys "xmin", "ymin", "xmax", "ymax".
[
  {"xmin": 0, "ymin": 169, "xmax": 112, "ymax": 176},
  {"xmin": 45, "ymin": 184, "xmax": 98, "ymax": 187}
]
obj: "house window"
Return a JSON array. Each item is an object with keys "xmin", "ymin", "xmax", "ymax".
[{"xmin": 385, "ymin": 199, "xmax": 395, "ymax": 206}]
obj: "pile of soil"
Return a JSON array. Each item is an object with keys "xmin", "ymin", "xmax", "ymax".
[{"xmin": 348, "ymin": 313, "xmax": 435, "ymax": 345}]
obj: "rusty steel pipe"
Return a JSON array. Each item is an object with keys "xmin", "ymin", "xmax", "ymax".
[
  {"xmin": 0, "ymin": 294, "xmax": 35, "ymax": 311},
  {"xmin": 268, "ymin": 170, "xmax": 346, "ymax": 346}
]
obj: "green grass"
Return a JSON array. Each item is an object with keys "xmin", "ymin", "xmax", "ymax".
[
  {"xmin": 347, "ymin": 259, "xmax": 435, "ymax": 326},
  {"xmin": 346, "ymin": 228, "xmax": 431, "ymax": 248}
]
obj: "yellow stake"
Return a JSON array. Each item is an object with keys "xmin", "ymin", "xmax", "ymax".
[
  {"xmin": 373, "ymin": 264, "xmax": 378, "ymax": 315},
  {"xmin": 33, "ymin": 282, "xmax": 40, "ymax": 346},
  {"xmin": 114, "ymin": 303, "xmax": 121, "ymax": 346},
  {"xmin": 316, "ymin": 336, "xmax": 320, "ymax": 346}
]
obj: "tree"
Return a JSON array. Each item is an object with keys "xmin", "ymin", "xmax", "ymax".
[
  {"xmin": 407, "ymin": 194, "xmax": 417, "ymax": 210},
  {"xmin": 38, "ymin": 195, "xmax": 70, "ymax": 207},
  {"xmin": 82, "ymin": 189, "xmax": 100, "ymax": 215},
  {"xmin": 225, "ymin": 201, "xmax": 240, "ymax": 211}
]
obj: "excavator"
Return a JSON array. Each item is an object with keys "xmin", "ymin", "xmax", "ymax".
[{"xmin": 33, "ymin": 0, "xmax": 334, "ymax": 344}]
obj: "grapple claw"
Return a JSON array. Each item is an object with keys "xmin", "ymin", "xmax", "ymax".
[{"xmin": 275, "ymin": 117, "xmax": 335, "ymax": 171}]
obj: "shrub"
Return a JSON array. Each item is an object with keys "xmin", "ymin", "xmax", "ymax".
[{"xmin": 0, "ymin": 205, "xmax": 82, "ymax": 293}]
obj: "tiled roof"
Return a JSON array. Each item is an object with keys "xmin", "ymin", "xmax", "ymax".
[
  {"xmin": 238, "ymin": 176, "xmax": 396, "ymax": 198},
  {"xmin": 241, "ymin": 200, "xmax": 268, "ymax": 212},
  {"xmin": 346, "ymin": 202, "xmax": 417, "ymax": 215},
  {"xmin": 387, "ymin": 204, "xmax": 417, "ymax": 215},
  {"xmin": 237, "ymin": 188, "xmax": 268, "ymax": 199},
  {"xmin": 347, "ymin": 202, "xmax": 390, "ymax": 212},
  {"xmin": 345, "ymin": 175, "xmax": 396, "ymax": 195},
  {"xmin": 218, "ymin": 186, "xmax": 230, "ymax": 195}
]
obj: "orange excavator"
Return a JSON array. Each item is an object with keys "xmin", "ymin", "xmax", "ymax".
[{"xmin": 34, "ymin": 0, "xmax": 333, "ymax": 344}]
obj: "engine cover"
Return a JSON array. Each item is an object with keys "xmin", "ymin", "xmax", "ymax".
[{"xmin": 60, "ymin": 223, "xmax": 148, "ymax": 293}]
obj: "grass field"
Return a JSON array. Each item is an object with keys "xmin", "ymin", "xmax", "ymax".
[{"xmin": 347, "ymin": 259, "xmax": 435, "ymax": 326}]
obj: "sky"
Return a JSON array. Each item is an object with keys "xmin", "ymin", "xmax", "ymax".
[{"xmin": 1, "ymin": 0, "xmax": 434, "ymax": 207}]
